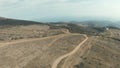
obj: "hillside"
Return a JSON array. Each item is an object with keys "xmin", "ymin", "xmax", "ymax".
[
  {"xmin": 58, "ymin": 29, "xmax": 120, "ymax": 68},
  {"xmin": 0, "ymin": 17, "xmax": 41, "ymax": 26},
  {"xmin": 0, "ymin": 17, "xmax": 120, "ymax": 68}
]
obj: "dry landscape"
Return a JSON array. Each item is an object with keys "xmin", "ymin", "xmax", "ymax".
[
  {"xmin": 0, "ymin": 18, "xmax": 120, "ymax": 68},
  {"xmin": 58, "ymin": 29, "xmax": 120, "ymax": 68}
]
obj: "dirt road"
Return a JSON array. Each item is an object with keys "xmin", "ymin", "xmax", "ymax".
[
  {"xmin": 51, "ymin": 34, "xmax": 88, "ymax": 68},
  {"xmin": 0, "ymin": 29, "xmax": 71, "ymax": 47},
  {"xmin": 0, "ymin": 34, "xmax": 68, "ymax": 48}
]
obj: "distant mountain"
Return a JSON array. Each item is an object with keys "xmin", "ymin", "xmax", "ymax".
[
  {"xmin": 79, "ymin": 20, "xmax": 120, "ymax": 28},
  {"xmin": 35, "ymin": 16, "xmax": 112, "ymax": 22},
  {"xmin": 75, "ymin": 20, "xmax": 116, "ymax": 26},
  {"xmin": 0, "ymin": 16, "xmax": 119, "ymax": 28},
  {"xmin": 35, "ymin": 16, "xmax": 120, "ymax": 28}
]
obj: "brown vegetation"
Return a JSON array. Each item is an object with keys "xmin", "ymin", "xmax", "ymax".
[{"xmin": 0, "ymin": 18, "xmax": 120, "ymax": 68}]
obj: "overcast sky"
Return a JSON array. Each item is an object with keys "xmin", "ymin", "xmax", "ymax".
[{"xmin": 0, "ymin": 0, "xmax": 120, "ymax": 21}]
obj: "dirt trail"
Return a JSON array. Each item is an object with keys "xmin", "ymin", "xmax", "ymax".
[
  {"xmin": 0, "ymin": 29, "xmax": 71, "ymax": 47},
  {"xmin": 0, "ymin": 34, "xmax": 68, "ymax": 48},
  {"xmin": 48, "ymin": 35, "xmax": 67, "ymax": 46},
  {"xmin": 51, "ymin": 34, "xmax": 88, "ymax": 68},
  {"xmin": 0, "ymin": 29, "xmax": 88, "ymax": 68},
  {"xmin": 48, "ymin": 29, "xmax": 72, "ymax": 47}
]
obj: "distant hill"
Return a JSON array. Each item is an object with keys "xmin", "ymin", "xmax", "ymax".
[
  {"xmin": 78, "ymin": 20, "xmax": 120, "ymax": 28},
  {"xmin": 1, "ymin": 16, "xmax": 120, "ymax": 28},
  {"xmin": 35, "ymin": 16, "xmax": 120, "ymax": 28},
  {"xmin": 0, "ymin": 17, "xmax": 41, "ymax": 26}
]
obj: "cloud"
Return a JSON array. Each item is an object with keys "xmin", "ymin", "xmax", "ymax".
[
  {"xmin": 0, "ymin": 0, "xmax": 120, "ymax": 21},
  {"xmin": 0, "ymin": 0, "xmax": 20, "ymax": 7}
]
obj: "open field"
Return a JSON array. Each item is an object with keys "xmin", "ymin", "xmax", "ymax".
[
  {"xmin": 57, "ymin": 29, "xmax": 120, "ymax": 68},
  {"xmin": 0, "ymin": 33, "xmax": 85, "ymax": 68},
  {"xmin": 0, "ymin": 25, "xmax": 65, "ymax": 42},
  {"xmin": 75, "ymin": 36, "xmax": 120, "ymax": 68}
]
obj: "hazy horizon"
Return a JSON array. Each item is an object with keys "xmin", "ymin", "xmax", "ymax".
[{"xmin": 0, "ymin": 0, "xmax": 120, "ymax": 22}]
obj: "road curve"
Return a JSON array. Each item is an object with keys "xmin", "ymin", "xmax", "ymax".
[{"xmin": 51, "ymin": 34, "xmax": 88, "ymax": 68}]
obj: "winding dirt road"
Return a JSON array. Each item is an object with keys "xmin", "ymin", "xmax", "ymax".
[
  {"xmin": 0, "ymin": 29, "xmax": 88, "ymax": 68},
  {"xmin": 51, "ymin": 34, "xmax": 88, "ymax": 68}
]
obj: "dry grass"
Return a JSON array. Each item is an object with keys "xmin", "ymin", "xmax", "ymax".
[
  {"xmin": 0, "ymin": 22, "xmax": 119, "ymax": 68},
  {"xmin": 0, "ymin": 34, "xmax": 84, "ymax": 68},
  {"xmin": 23, "ymin": 34, "xmax": 84, "ymax": 68},
  {"xmin": 0, "ymin": 25, "xmax": 65, "ymax": 42},
  {"xmin": 59, "ymin": 29, "xmax": 120, "ymax": 68},
  {"xmin": 77, "ymin": 37, "xmax": 120, "ymax": 68}
]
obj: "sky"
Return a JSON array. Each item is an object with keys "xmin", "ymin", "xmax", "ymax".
[{"xmin": 0, "ymin": 0, "xmax": 120, "ymax": 22}]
